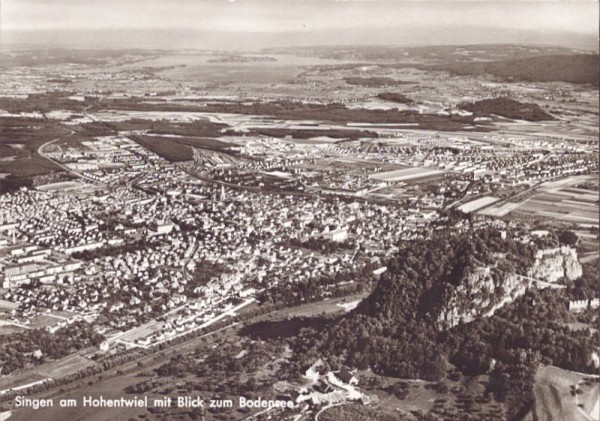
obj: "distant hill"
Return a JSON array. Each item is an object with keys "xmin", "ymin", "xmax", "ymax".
[
  {"xmin": 274, "ymin": 45, "xmax": 598, "ymax": 86},
  {"xmin": 430, "ymin": 54, "xmax": 599, "ymax": 86},
  {"xmin": 459, "ymin": 97, "xmax": 554, "ymax": 121},
  {"xmin": 0, "ymin": 48, "xmax": 156, "ymax": 69},
  {"xmin": 344, "ymin": 77, "xmax": 411, "ymax": 87},
  {"xmin": 267, "ymin": 44, "xmax": 589, "ymax": 62}
]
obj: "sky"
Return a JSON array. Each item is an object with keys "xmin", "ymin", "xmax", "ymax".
[{"xmin": 1, "ymin": 0, "xmax": 598, "ymax": 50}]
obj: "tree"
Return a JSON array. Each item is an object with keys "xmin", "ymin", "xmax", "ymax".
[{"xmin": 558, "ymin": 230, "xmax": 578, "ymax": 246}]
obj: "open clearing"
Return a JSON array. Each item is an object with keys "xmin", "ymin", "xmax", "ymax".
[
  {"xmin": 368, "ymin": 167, "xmax": 445, "ymax": 183},
  {"xmin": 533, "ymin": 365, "xmax": 599, "ymax": 421},
  {"xmin": 284, "ymin": 292, "xmax": 369, "ymax": 318},
  {"xmin": 0, "ymin": 372, "xmax": 47, "ymax": 391},
  {"xmin": 35, "ymin": 355, "xmax": 99, "ymax": 379}
]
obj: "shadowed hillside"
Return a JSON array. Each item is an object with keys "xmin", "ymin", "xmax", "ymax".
[{"xmin": 430, "ymin": 54, "xmax": 599, "ymax": 86}]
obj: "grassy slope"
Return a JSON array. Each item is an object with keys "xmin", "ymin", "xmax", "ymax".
[{"xmin": 533, "ymin": 365, "xmax": 599, "ymax": 421}]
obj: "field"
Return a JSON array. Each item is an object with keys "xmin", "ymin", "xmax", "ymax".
[
  {"xmin": 480, "ymin": 176, "xmax": 600, "ymax": 223},
  {"xmin": 368, "ymin": 167, "xmax": 445, "ymax": 183},
  {"xmin": 27, "ymin": 314, "xmax": 66, "ymax": 330},
  {"xmin": 458, "ymin": 196, "xmax": 500, "ymax": 214},
  {"xmin": 478, "ymin": 201, "xmax": 522, "ymax": 217},
  {"xmin": 0, "ymin": 371, "xmax": 48, "ymax": 392},
  {"xmin": 129, "ymin": 135, "xmax": 193, "ymax": 162},
  {"xmin": 35, "ymin": 181, "xmax": 90, "ymax": 192},
  {"xmin": 513, "ymin": 186, "xmax": 599, "ymax": 223},
  {"xmin": 110, "ymin": 321, "xmax": 162, "ymax": 345},
  {"xmin": 284, "ymin": 294, "xmax": 367, "ymax": 317},
  {"xmin": 35, "ymin": 355, "xmax": 98, "ymax": 379},
  {"xmin": 94, "ymin": 110, "xmax": 213, "ymax": 123},
  {"xmin": 367, "ymin": 378, "xmax": 438, "ymax": 416},
  {"xmin": 533, "ymin": 365, "xmax": 599, "ymax": 421},
  {"xmin": 0, "ymin": 299, "xmax": 19, "ymax": 311}
]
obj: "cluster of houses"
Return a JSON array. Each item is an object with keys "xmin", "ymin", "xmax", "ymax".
[
  {"xmin": 49, "ymin": 136, "xmax": 164, "ymax": 185},
  {"xmin": 1, "ymin": 120, "xmax": 593, "ymax": 352},
  {"xmin": 0, "ymin": 136, "xmax": 443, "ymax": 345},
  {"xmin": 0, "ymin": 188, "xmax": 108, "ymax": 258}
]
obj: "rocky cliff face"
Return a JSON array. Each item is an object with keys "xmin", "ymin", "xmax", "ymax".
[
  {"xmin": 437, "ymin": 247, "xmax": 582, "ymax": 329},
  {"xmin": 438, "ymin": 267, "xmax": 527, "ymax": 329},
  {"xmin": 528, "ymin": 246, "xmax": 582, "ymax": 283}
]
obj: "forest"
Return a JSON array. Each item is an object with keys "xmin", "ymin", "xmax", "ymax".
[
  {"xmin": 429, "ymin": 54, "xmax": 599, "ymax": 86},
  {"xmin": 224, "ymin": 127, "xmax": 379, "ymax": 140},
  {"xmin": 377, "ymin": 92, "xmax": 414, "ymax": 104},
  {"xmin": 0, "ymin": 321, "xmax": 104, "ymax": 374},
  {"xmin": 459, "ymin": 97, "xmax": 554, "ymax": 121}
]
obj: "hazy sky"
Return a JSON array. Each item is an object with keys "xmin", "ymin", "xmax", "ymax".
[{"xmin": 2, "ymin": 0, "xmax": 598, "ymax": 50}]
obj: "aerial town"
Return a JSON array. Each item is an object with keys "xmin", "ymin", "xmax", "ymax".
[{"xmin": 0, "ymin": 21, "xmax": 598, "ymax": 421}]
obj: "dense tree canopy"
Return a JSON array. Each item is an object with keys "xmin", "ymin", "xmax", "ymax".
[{"xmin": 282, "ymin": 228, "xmax": 597, "ymax": 398}]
